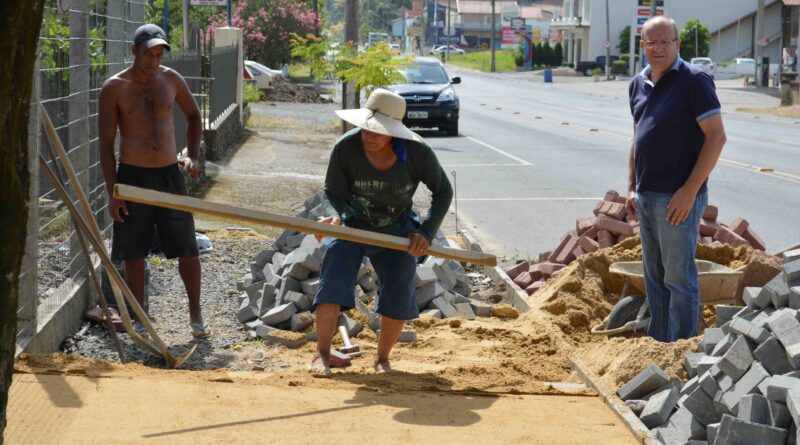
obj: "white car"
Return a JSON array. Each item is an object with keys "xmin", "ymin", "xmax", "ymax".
[
  {"xmin": 734, "ymin": 58, "xmax": 757, "ymax": 77},
  {"xmin": 245, "ymin": 60, "xmax": 283, "ymax": 79},
  {"xmin": 690, "ymin": 57, "xmax": 715, "ymax": 79},
  {"xmin": 429, "ymin": 45, "xmax": 465, "ymax": 55}
]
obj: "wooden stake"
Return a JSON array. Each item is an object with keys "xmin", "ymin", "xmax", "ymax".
[{"xmin": 114, "ymin": 184, "xmax": 498, "ymax": 267}]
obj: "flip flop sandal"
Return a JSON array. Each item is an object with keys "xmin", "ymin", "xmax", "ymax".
[{"xmin": 190, "ymin": 322, "xmax": 212, "ymax": 339}]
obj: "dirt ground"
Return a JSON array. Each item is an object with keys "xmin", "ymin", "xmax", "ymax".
[{"xmin": 6, "ymin": 97, "xmax": 780, "ymax": 444}]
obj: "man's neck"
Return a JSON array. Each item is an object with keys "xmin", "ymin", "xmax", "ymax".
[{"xmin": 648, "ymin": 56, "xmax": 677, "ymax": 85}]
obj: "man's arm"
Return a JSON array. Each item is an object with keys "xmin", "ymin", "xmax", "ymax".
[
  {"xmin": 625, "ymin": 123, "xmax": 638, "ymax": 221},
  {"xmin": 666, "ymin": 114, "xmax": 726, "ymax": 225},
  {"xmin": 98, "ymin": 80, "xmax": 126, "ymax": 222},
  {"xmin": 172, "ymin": 72, "xmax": 202, "ymax": 178}
]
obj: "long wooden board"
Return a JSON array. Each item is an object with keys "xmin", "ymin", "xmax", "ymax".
[{"xmin": 114, "ymin": 184, "xmax": 497, "ymax": 267}]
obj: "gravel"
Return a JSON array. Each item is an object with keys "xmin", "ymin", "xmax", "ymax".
[{"xmin": 62, "ymin": 237, "xmax": 301, "ymax": 371}]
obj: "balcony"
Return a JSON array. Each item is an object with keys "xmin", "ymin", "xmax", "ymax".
[{"xmin": 550, "ymin": 16, "xmax": 589, "ymax": 29}]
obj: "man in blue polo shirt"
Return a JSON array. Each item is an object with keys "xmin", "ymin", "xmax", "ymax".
[{"xmin": 625, "ymin": 16, "xmax": 727, "ymax": 342}]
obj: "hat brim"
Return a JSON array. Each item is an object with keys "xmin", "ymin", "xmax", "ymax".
[
  {"xmin": 145, "ymin": 38, "xmax": 171, "ymax": 51},
  {"xmin": 335, "ymin": 108, "xmax": 423, "ymax": 143}
]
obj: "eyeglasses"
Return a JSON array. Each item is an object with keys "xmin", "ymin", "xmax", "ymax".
[{"xmin": 642, "ymin": 39, "xmax": 677, "ymax": 50}]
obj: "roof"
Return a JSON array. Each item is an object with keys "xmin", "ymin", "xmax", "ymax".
[{"xmin": 783, "ymin": 0, "xmax": 800, "ymax": 5}]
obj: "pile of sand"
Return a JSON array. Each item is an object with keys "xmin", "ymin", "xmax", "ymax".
[{"xmin": 263, "ymin": 77, "xmax": 331, "ymax": 103}]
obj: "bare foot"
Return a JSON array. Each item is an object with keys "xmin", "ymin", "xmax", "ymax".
[
  {"xmin": 308, "ymin": 353, "xmax": 332, "ymax": 378},
  {"xmin": 374, "ymin": 358, "xmax": 393, "ymax": 373}
]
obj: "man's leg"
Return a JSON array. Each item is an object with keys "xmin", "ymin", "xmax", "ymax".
[
  {"xmin": 661, "ymin": 192, "xmax": 707, "ymax": 341},
  {"xmin": 313, "ymin": 303, "xmax": 340, "ymax": 370},
  {"xmin": 637, "ymin": 192, "xmax": 672, "ymax": 342},
  {"xmin": 123, "ymin": 258, "xmax": 147, "ymax": 323},
  {"xmin": 376, "ymin": 316, "xmax": 404, "ymax": 372},
  {"xmin": 178, "ymin": 255, "xmax": 202, "ymax": 324}
]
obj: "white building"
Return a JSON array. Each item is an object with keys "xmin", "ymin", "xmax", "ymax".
[{"xmin": 551, "ymin": 0, "xmax": 784, "ymax": 67}]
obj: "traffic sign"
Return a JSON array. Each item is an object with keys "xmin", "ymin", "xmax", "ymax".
[{"xmin": 603, "ymin": 40, "xmax": 611, "ymax": 49}]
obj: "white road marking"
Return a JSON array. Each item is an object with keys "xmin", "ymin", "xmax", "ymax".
[
  {"xmin": 465, "ymin": 136, "xmax": 532, "ymax": 165},
  {"xmin": 457, "ymin": 197, "xmax": 598, "ymax": 202}
]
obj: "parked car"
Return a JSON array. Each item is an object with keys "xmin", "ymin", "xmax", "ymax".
[
  {"xmin": 388, "ymin": 57, "xmax": 461, "ymax": 136},
  {"xmin": 245, "ymin": 60, "xmax": 283, "ymax": 79},
  {"xmin": 734, "ymin": 57, "xmax": 757, "ymax": 76},
  {"xmin": 389, "ymin": 43, "xmax": 401, "ymax": 55},
  {"xmin": 576, "ymin": 55, "xmax": 619, "ymax": 76},
  {"xmin": 429, "ymin": 45, "xmax": 465, "ymax": 55},
  {"xmin": 690, "ymin": 57, "xmax": 716, "ymax": 79},
  {"xmin": 243, "ymin": 62, "xmax": 273, "ymax": 90}
]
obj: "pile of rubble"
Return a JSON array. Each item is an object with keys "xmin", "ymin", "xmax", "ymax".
[
  {"xmin": 504, "ymin": 189, "xmax": 767, "ymax": 297},
  {"xmin": 617, "ymin": 249, "xmax": 800, "ymax": 444},
  {"xmin": 234, "ymin": 192, "xmax": 506, "ymax": 348},
  {"xmin": 262, "ymin": 77, "xmax": 331, "ymax": 103}
]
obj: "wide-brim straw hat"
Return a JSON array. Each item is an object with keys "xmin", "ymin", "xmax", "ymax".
[{"xmin": 335, "ymin": 88, "xmax": 423, "ymax": 143}]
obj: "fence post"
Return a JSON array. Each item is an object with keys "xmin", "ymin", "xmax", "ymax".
[
  {"xmin": 69, "ymin": 0, "xmax": 90, "ymax": 278},
  {"xmin": 17, "ymin": 51, "xmax": 41, "ymax": 351},
  {"xmin": 127, "ymin": 0, "xmax": 145, "ymax": 37},
  {"xmin": 108, "ymin": 0, "xmax": 126, "ymax": 74},
  {"xmin": 214, "ymin": 27, "xmax": 243, "ymax": 122}
]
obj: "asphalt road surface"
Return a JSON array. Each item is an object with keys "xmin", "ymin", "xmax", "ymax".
[{"xmin": 418, "ymin": 67, "xmax": 800, "ymax": 259}]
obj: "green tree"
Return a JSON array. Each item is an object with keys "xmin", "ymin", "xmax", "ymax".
[
  {"xmin": 359, "ymin": 0, "xmax": 411, "ymax": 36},
  {"xmin": 534, "ymin": 42, "xmax": 543, "ymax": 67},
  {"xmin": 543, "ymin": 41, "xmax": 553, "ymax": 67},
  {"xmin": 618, "ymin": 26, "xmax": 640, "ymax": 55},
  {"xmin": 554, "ymin": 41, "xmax": 564, "ymax": 67},
  {"xmin": 336, "ymin": 41, "xmax": 409, "ymax": 95},
  {"xmin": 680, "ymin": 19, "xmax": 710, "ymax": 59},
  {"xmin": 1, "ymin": 1, "xmax": 45, "ymax": 440}
]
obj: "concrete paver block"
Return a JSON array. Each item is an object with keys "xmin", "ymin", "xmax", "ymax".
[
  {"xmin": 431, "ymin": 258, "xmax": 458, "ymax": 290},
  {"xmin": 237, "ymin": 296, "xmax": 256, "ymax": 323},
  {"xmin": 282, "ymin": 291, "xmax": 312, "ymax": 312},
  {"xmin": 736, "ymin": 393, "xmax": 771, "ymax": 425},
  {"xmin": 684, "ymin": 353, "xmax": 706, "ymax": 379},
  {"xmin": 431, "ymin": 297, "xmax": 459, "ymax": 318},
  {"xmin": 711, "ymin": 333, "xmax": 736, "ymax": 357},
  {"xmin": 455, "ymin": 302, "xmax": 476, "ymax": 320},
  {"xmin": 290, "ymin": 312, "xmax": 314, "ymax": 332},
  {"xmin": 415, "ymin": 265, "xmax": 438, "ymax": 286},
  {"xmin": 765, "ymin": 312, "xmax": 800, "ymax": 348},
  {"xmin": 768, "ymin": 400, "xmax": 792, "ymax": 429},
  {"xmin": 337, "ymin": 313, "xmax": 363, "ymax": 338},
  {"xmin": 260, "ymin": 302, "xmax": 297, "ymax": 326},
  {"xmin": 754, "ymin": 335, "xmax": 795, "ymax": 376},
  {"xmin": 617, "ymin": 365, "xmax": 670, "ymax": 401},
  {"xmin": 719, "ymin": 335, "xmax": 754, "ymax": 381},
  {"xmin": 640, "ymin": 386, "xmax": 679, "ymax": 428},
  {"xmin": 416, "ymin": 281, "xmax": 444, "ymax": 309},
  {"xmin": 697, "ymin": 356, "xmax": 722, "ymax": 376},
  {"xmin": 762, "ymin": 375, "xmax": 800, "ymax": 403},
  {"xmin": 719, "ymin": 362, "xmax": 770, "ymax": 414},
  {"xmin": 469, "ymin": 301, "xmax": 492, "ymax": 317},
  {"xmin": 717, "ymin": 305, "xmax": 745, "ymax": 327},
  {"xmin": 300, "ymin": 278, "xmax": 319, "ymax": 295},
  {"xmin": 355, "ymin": 298, "xmax": 381, "ymax": 332},
  {"xmin": 784, "ymin": 259, "xmax": 800, "ymax": 283},
  {"xmin": 716, "ymin": 414, "xmax": 787, "ymax": 445},
  {"xmin": 701, "ymin": 328, "xmax": 725, "ymax": 354},
  {"xmin": 698, "ymin": 371, "xmax": 721, "ymax": 399},
  {"xmin": 421, "ymin": 309, "xmax": 442, "ymax": 319},
  {"xmin": 683, "ymin": 386, "xmax": 720, "ymax": 426}
]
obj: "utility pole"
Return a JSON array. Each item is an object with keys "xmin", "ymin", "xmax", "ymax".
[
  {"xmin": 490, "ymin": 0, "xmax": 496, "ymax": 72},
  {"xmin": 650, "ymin": 0, "xmax": 656, "ymax": 17},
  {"xmin": 343, "ymin": 0, "xmax": 359, "ymax": 133},
  {"xmin": 446, "ymin": 0, "xmax": 452, "ymax": 61},
  {"xmin": 605, "ymin": 0, "xmax": 611, "ymax": 80},
  {"xmin": 754, "ymin": 0, "xmax": 765, "ymax": 86},
  {"xmin": 182, "ymin": 0, "xmax": 189, "ymax": 50}
]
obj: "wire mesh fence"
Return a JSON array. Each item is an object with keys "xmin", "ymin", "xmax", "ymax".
[{"xmin": 17, "ymin": 0, "xmax": 239, "ymax": 355}]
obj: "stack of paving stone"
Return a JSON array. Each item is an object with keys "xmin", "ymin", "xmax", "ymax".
[
  {"xmin": 504, "ymin": 189, "xmax": 767, "ymax": 297},
  {"xmin": 234, "ymin": 192, "xmax": 495, "ymax": 348},
  {"xmin": 616, "ymin": 249, "xmax": 800, "ymax": 444}
]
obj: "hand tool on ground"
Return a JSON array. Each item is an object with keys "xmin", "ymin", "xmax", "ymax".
[
  {"xmin": 113, "ymin": 184, "xmax": 498, "ymax": 267},
  {"xmin": 39, "ymin": 105, "xmax": 196, "ymax": 368},
  {"xmin": 328, "ymin": 349, "xmax": 353, "ymax": 367},
  {"xmin": 337, "ymin": 325, "xmax": 362, "ymax": 356}
]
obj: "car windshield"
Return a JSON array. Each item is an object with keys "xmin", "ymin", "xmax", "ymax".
[
  {"xmin": 399, "ymin": 63, "xmax": 449, "ymax": 84},
  {"xmin": 692, "ymin": 59, "xmax": 710, "ymax": 65},
  {"xmin": 248, "ymin": 61, "xmax": 273, "ymax": 72}
]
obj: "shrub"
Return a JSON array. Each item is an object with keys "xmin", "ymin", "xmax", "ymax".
[
  {"xmin": 592, "ymin": 67, "xmax": 603, "ymax": 76},
  {"xmin": 243, "ymin": 81, "xmax": 263, "ymax": 105},
  {"xmin": 611, "ymin": 60, "xmax": 628, "ymax": 75}
]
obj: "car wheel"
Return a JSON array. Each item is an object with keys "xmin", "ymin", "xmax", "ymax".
[
  {"xmin": 606, "ymin": 295, "xmax": 647, "ymax": 330},
  {"xmin": 583, "ymin": 68, "xmax": 592, "ymax": 76},
  {"xmin": 446, "ymin": 121, "xmax": 458, "ymax": 136}
]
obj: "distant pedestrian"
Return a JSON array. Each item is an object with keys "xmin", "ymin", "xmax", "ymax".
[{"xmin": 625, "ymin": 16, "xmax": 727, "ymax": 342}]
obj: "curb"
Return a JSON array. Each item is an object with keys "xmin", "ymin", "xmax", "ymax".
[
  {"xmin": 569, "ymin": 357, "xmax": 658, "ymax": 445},
  {"xmin": 457, "ymin": 229, "xmax": 530, "ymax": 313}
]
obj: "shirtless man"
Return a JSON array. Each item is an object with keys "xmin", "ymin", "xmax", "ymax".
[{"xmin": 98, "ymin": 24, "xmax": 209, "ymax": 338}]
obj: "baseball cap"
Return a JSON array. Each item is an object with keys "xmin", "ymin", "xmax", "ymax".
[{"xmin": 133, "ymin": 24, "xmax": 171, "ymax": 51}]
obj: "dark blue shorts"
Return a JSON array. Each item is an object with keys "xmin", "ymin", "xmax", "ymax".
[{"xmin": 313, "ymin": 213, "xmax": 420, "ymax": 321}]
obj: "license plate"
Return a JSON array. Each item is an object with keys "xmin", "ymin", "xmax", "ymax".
[{"xmin": 407, "ymin": 111, "xmax": 428, "ymax": 119}]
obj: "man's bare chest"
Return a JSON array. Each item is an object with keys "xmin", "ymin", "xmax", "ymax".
[{"xmin": 119, "ymin": 82, "xmax": 175, "ymax": 118}]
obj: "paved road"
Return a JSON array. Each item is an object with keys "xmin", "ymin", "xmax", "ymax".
[{"xmin": 420, "ymin": 68, "xmax": 800, "ymax": 259}]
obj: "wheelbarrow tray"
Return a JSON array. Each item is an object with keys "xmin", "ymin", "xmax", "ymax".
[{"xmin": 609, "ymin": 260, "xmax": 743, "ymax": 305}]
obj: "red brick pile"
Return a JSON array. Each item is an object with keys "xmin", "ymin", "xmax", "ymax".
[{"xmin": 504, "ymin": 189, "xmax": 767, "ymax": 297}]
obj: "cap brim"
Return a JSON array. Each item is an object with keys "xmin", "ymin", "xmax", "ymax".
[
  {"xmin": 334, "ymin": 109, "xmax": 423, "ymax": 143},
  {"xmin": 145, "ymin": 38, "xmax": 171, "ymax": 51}
]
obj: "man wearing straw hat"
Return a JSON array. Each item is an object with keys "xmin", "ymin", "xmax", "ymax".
[{"xmin": 311, "ymin": 88, "xmax": 453, "ymax": 376}]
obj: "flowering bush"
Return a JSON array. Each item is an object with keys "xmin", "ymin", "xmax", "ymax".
[{"xmin": 207, "ymin": 0, "xmax": 318, "ymax": 68}]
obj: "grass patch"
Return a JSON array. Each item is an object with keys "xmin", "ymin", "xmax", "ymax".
[
  {"xmin": 288, "ymin": 64, "xmax": 313, "ymax": 83},
  {"xmin": 736, "ymin": 105, "xmax": 800, "ymax": 119},
  {"xmin": 40, "ymin": 208, "xmax": 71, "ymax": 241},
  {"xmin": 445, "ymin": 50, "xmax": 518, "ymax": 73}
]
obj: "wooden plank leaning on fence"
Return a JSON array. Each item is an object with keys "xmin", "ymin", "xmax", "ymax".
[
  {"xmin": 114, "ymin": 184, "xmax": 498, "ymax": 267},
  {"xmin": 39, "ymin": 105, "xmax": 195, "ymax": 369}
]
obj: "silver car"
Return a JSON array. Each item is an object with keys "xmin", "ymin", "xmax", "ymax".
[{"xmin": 690, "ymin": 57, "xmax": 716, "ymax": 79}]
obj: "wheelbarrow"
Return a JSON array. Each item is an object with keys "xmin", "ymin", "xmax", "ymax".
[{"xmin": 591, "ymin": 260, "xmax": 745, "ymax": 336}]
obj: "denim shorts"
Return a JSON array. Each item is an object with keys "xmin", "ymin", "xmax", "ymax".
[{"xmin": 312, "ymin": 212, "xmax": 420, "ymax": 321}]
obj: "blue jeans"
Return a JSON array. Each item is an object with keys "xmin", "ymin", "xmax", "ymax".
[{"xmin": 636, "ymin": 191, "xmax": 707, "ymax": 342}]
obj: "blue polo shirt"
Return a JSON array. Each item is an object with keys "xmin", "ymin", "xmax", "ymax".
[{"xmin": 629, "ymin": 57, "xmax": 721, "ymax": 194}]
